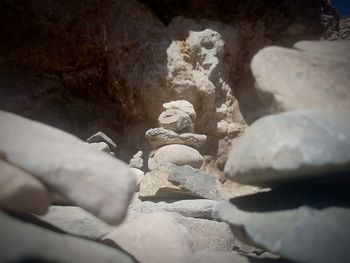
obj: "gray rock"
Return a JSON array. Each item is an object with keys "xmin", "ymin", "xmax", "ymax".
[
  {"xmin": 38, "ymin": 206, "xmax": 113, "ymax": 240},
  {"xmin": 224, "ymin": 109, "xmax": 350, "ymax": 186},
  {"xmin": 251, "ymin": 41, "xmax": 350, "ymax": 113},
  {"xmin": 158, "ymin": 108, "xmax": 194, "ymax": 133},
  {"xmin": 87, "ymin": 142, "xmax": 111, "ymax": 153},
  {"xmin": 129, "ymin": 150, "xmax": 143, "ymax": 169},
  {"xmin": 145, "ymin": 127, "xmax": 207, "ymax": 149},
  {"xmin": 148, "ymin": 144, "xmax": 203, "ymax": 170},
  {"xmin": 102, "ymin": 212, "xmax": 193, "ymax": 263},
  {"xmin": 163, "ymin": 100, "xmax": 197, "ymax": 120},
  {"xmin": 167, "ymin": 164, "xmax": 222, "ymax": 200},
  {"xmin": 129, "ymin": 199, "xmax": 218, "ymax": 219},
  {"xmin": 0, "ymin": 111, "xmax": 136, "ymax": 224},
  {"xmin": 0, "ymin": 160, "xmax": 51, "ymax": 215},
  {"xmin": 212, "ymin": 185, "xmax": 350, "ymax": 263},
  {"xmin": 129, "ymin": 168, "xmax": 145, "ymax": 190},
  {"xmin": 0, "ymin": 211, "xmax": 135, "ymax": 263},
  {"xmin": 86, "ymin": 131, "xmax": 117, "ymax": 152}
]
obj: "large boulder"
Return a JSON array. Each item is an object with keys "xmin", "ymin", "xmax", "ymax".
[
  {"xmin": 0, "ymin": 111, "xmax": 136, "ymax": 224},
  {"xmin": 251, "ymin": 40, "xmax": 350, "ymax": 113},
  {"xmin": 224, "ymin": 109, "xmax": 350, "ymax": 186}
]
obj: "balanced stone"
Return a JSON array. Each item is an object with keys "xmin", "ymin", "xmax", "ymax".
[
  {"xmin": 158, "ymin": 109, "xmax": 194, "ymax": 133},
  {"xmin": 163, "ymin": 100, "xmax": 196, "ymax": 120}
]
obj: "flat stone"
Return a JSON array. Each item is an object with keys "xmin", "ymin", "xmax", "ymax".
[
  {"xmin": 224, "ymin": 109, "xmax": 350, "ymax": 186},
  {"xmin": 102, "ymin": 212, "xmax": 193, "ymax": 263},
  {"xmin": 38, "ymin": 206, "xmax": 113, "ymax": 240},
  {"xmin": 0, "ymin": 211, "xmax": 135, "ymax": 263},
  {"xmin": 158, "ymin": 108, "xmax": 194, "ymax": 133},
  {"xmin": 251, "ymin": 41, "xmax": 350, "ymax": 113},
  {"xmin": 145, "ymin": 127, "xmax": 207, "ymax": 149},
  {"xmin": 86, "ymin": 131, "xmax": 117, "ymax": 151},
  {"xmin": 163, "ymin": 100, "xmax": 197, "ymax": 120},
  {"xmin": 148, "ymin": 144, "xmax": 203, "ymax": 170},
  {"xmin": 0, "ymin": 111, "xmax": 136, "ymax": 224},
  {"xmin": 0, "ymin": 160, "xmax": 51, "ymax": 215},
  {"xmin": 212, "ymin": 184, "xmax": 350, "ymax": 263},
  {"xmin": 87, "ymin": 142, "xmax": 111, "ymax": 153}
]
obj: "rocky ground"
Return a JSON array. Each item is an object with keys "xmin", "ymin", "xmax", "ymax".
[{"xmin": 0, "ymin": 0, "xmax": 350, "ymax": 263}]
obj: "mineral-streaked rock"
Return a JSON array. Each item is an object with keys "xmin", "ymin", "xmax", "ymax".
[
  {"xmin": 163, "ymin": 100, "xmax": 197, "ymax": 120},
  {"xmin": 148, "ymin": 144, "xmax": 203, "ymax": 170},
  {"xmin": 0, "ymin": 111, "xmax": 136, "ymax": 224},
  {"xmin": 145, "ymin": 127, "xmax": 207, "ymax": 149},
  {"xmin": 251, "ymin": 40, "xmax": 350, "ymax": 113},
  {"xmin": 224, "ymin": 109, "xmax": 350, "ymax": 186},
  {"xmin": 0, "ymin": 160, "xmax": 51, "ymax": 215},
  {"xmin": 158, "ymin": 108, "xmax": 194, "ymax": 133}
]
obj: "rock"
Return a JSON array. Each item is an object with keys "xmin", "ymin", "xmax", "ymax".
[
  {"xmin": 87, "ymin": 142, "xmax": 111, "ymax": 153},
  {"xmin": 0, "ymin": 211, "xmax": 135, "ymax": 263},
  {"xmin": 0, "ymin": 111, "xmax": 136, "ymax": 224},
  {"xmin": 251, "ymin": 41, "xmax": 350, "ymax": 113},
  {"xmin": 217, "ymin": 180, "xmax": 263, "ymax": 199},
  {"xmin": 145, "ymin": 127, "xmax": 207, "ymax": 149},
  {"xmin": 129, "ymin": 199, "xmax": 217, "ymax": 219},
  {"xmin": 139, "ymin": 164, "xmax": 201, "ymax": 199},
  {"xmin": 0, "ymin": 160, "xmax": 51, "ymax": 215},
  {"xmin": 163, "ymin": 100, "xmax": 196, "ymax": 120},
  {"xmin": 86, "ymin": 131, "xmax": 117, "ymax": 152},
  {"xmin": 102, "ymin": 212, "xmax": 193, "ymax": 263},
  {"xmin": 224, "ymin": 109, "xmax": 350, "ymax": 186},
  {"xmin": 38, "ymin": 206, "xmax": 113, "ymax": 240},
  {"xmin": 129, "ymin": 150, "xmax": 143, "ymax": 169},
  {"xmin": 148, "ymin": 144, "xmax": 203, "ymax": 170},
  {"xmin": 167, "ymin": 164, "xmax": 222, "ymax": 200},
  {"xmin": 212, "ymin": 184, "xmax": 350, "ymax": 263},
  {"xmin": 130, "ymin": 168, "xmax": 145, "ymax": 190},
  {"xmin": 158, "ymin": 108, "xmax": 194, "ymax": 133}
]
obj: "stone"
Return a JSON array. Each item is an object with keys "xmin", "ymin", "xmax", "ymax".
[
  {"xmin": 0, "ymin": 160, "xmax": 51, "ymax": 215},
  {"xmin": 86, "ymin": 131, "xmax": 117, "ymax": 152},
  {"xmin": 163, "ymin": 100, "xmax": 196, "ymax": 120},
  {"xmin": 87, "ymin": 142, "xmax": 111, "ymax": 153},
  {"xmin": 148, "ymin": 144, "xmax": 203, "ymax": 170},
  {"xmin": 102, "ymin": 212, "xmax": 193, "ymax": 263},
  {"xmin": 212, "ymin": 184, "xmax": 350, "ymax": 263},
  {"xmin": 130, "ymin": 168, "xmax": 145, "ymax": 190},
  {"xmin": 167, "ymin": 164, "xmax": 222, "ymax": 200},
  {"xmin": 129, "ymin": 150, "xmax": 143, "ymax": 169},
  {"xmin": 251, "ymin": 41, "xmax": 350, "ymax": 113},
  {"xmin": 0, "ymin": 111, "xmax": 136, "ymax": 224},
  {"xmin": 38, "ymin": 206, "xmax": 113, "ymax": 240},
  {"xmin": 217, "ymin": 180, "xmax": 263, "ymax": 199},
  {"xmin": 158, "ymin": 108, "xmax": 194, "ymax": 133},
  {"xmin": 0, "ymin": 211, "xmax": 135, "ymax": 263},
  {"xmin": 129, "ymin": 199, "xmax": 217, "ymax": 219},
  {"xmin": 224, "ymin": 109, "xmax": 350, "ymax": 186},
  {"xmin": 145, "ymin": 127, "xmax": 207, "ymax": 149}
]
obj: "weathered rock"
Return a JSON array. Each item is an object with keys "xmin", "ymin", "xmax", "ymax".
[
  {"xmin": 87, "ymin": 142, "xmax": 111, "ymax": 153},
  {"xmin": 130, "ymin": 168, "xmax": 145, "ymax": 190},
  {"xmin": 129, "ymin": 151, "xmax": 144, "ymax": 169},
  {"xmin": 0, "ymin": 111, "xmax": 136, "ymax": 224},
  {"xmin": 102, "ymin": 212, "xmax": 193, "ymax": 263},
  {"xmin": 0, "ymin": 211, "xmax": 135, "ymax": 263},
  {"xmin": 129, "ymin": 199, "xmax": 217, "ymax": 219},
  {"xmin": 0, "ymin": 160, "xmax": 51, "ymax": 215},
  {"xmin": 86, "ymin": 131, "xmax": 117, "ymax": 152},
  {"xmin": 224, "ymin": 109, "xmax": 350, "ymax": 186},
  {"xmin": 167, "ymin": 164, "xmax": 222, "ymax": 200},
  {"xmin": 145, "ymin": 127, "xmax": 207, "ymax": 149},
  {"xmin": 38, "ymin": 206, "xmax": 112, "ymax": 240},
  {"xmin": 148, "ymin": 144, "xmax": 203, "ymax": 170},
  {"xmin": 212, "ymin": 184, "xmax": 350, "ymax": 263},
  {"xmin": 158, "ymin": 108, "xmax": 194, "ymax": 133},
  {"xmin": 251, "ymin": 41, "xmax": 350, "ymax": 113},
  {"xmin": 163, "ymin": 100, "xmax": 196, "ymax": 120}
]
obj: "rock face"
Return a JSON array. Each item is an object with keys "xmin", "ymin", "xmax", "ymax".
[
  {"xmin": 148, "ymin": 144, "xmax": 203, "ymax": 170},
  {"xmin": 251, "ymin": 40, "xmax": 350, "ymax": 113},
  {"xmin": 0, "ymin": 211, "xmax": 135, "ymax": 263},
  {"xmin": 102, "ymin": 212, "xmax": 193, "ymax": 263},
  {"xmin": 224, "ymin": 109, "xmax": 350, "ymax": 186},
  {"xmin": 0, "ymin": 111, "xmax": 136, "ymax": 224},
  {"xmin": 0, "ymin": 160, "xmax": 51, "ymax": 215}
]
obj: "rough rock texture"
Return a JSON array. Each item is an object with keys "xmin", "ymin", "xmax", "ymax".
[
  {"xmin": 148, "ymin": 144, "xmax": 203, "ymax": 170},
  {"xmin": 224, "ymin": 109, "xmax": 350, "ymax": 186},
  {"xmin": 103, "ymin": 212, "xmax": 193, "ymax": 263},
  {"xmin": 158, "ymin": 108, "xmax": 194, "ymax": 133},
  {"xmin": 212, "ymin": 184, "xmax": 350, "ymax": 263},
  {"xmin": 251, "ymin": 40, "xmax": 350, "ymax": 113},
  {"xmin": 0, "ymin": 212, "xmax": 135, "ymax": 263},
  {"xmin": 145, "ymin": 128, "xmax": 207, "ymax": 149},
  {"xmin": 163, "ymin": 100, "xmax": 196, "ymax": 120},
  {"xmin": 38, "ymin": 206, "xmax": 113, "ymax": 240},
  {"xmin": 0, "ymin": 111, "xmax": 136, "ymax": 224},
  {"xmin": 0, "ymin": 159, "xmax": 51, "ymax": 215}
]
